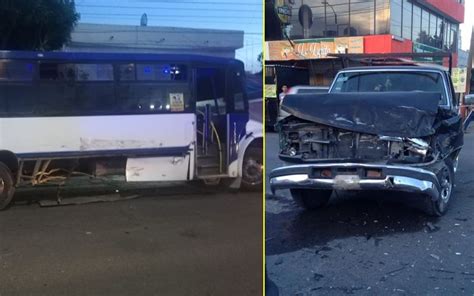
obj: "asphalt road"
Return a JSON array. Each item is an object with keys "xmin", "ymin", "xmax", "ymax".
[
  {"xmin": 266, "ymin": 131, "xmax": 474, "ymax": 295},
  {"xmin": 0, "ymin": 184, "xmax": 262, "ymax": 296}
]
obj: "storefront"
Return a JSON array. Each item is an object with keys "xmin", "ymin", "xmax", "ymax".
[{"xmin": 265, "ymin": 0, "xmax": 464, "ymax": 85}]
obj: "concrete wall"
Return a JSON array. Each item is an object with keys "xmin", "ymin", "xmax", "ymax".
[{"xmin": 65, "ymin": 23, "xmax": 244, "ymax": 58}]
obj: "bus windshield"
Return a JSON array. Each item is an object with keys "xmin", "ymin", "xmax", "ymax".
[{"xmin": 330, "ymin": 71, "xmax": 447, "ymax": 105}]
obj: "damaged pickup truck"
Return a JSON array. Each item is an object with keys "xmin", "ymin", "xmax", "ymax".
[{"xmin": 269, "ymin": 66, "xmax": 463, "ymax": 216}]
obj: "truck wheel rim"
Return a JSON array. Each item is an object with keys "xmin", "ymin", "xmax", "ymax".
[
  {"xmin": 0, "ymin": 179, "xmax": 4, "ymax": 195},
  {"xmin": 440, "ymin": 169, "xmax": 452, "ymax": 203}
]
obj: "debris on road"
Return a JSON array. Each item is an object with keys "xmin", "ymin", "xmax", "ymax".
[
  {"xmin": 274, "ymin": 258, "xmax": 284, "ymax": 265},
  {"xmin": 38, "ymin": 194, "xmax": 139, "ymax": 207},
  {"xmin": 425, "ymin": 222, "xmax": 440, "ymax": 233},
  {"xmin": 313, "ymin": 273, "xmax": 324, "ymax": 281}
]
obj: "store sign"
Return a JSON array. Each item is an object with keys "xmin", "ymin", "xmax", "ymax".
[
  {"xmin": 265, "ymin": 84, "xmax": 277, "ymax": 98},
  {"xmin": 274, "ymin": 0, "xmax": 292, "ymax": 24},
  {"xmin": 452, "ymin": 68, "xmax": 467, "ymax": 93},
  {"xmin": 265, "ymin": 37, "xmax": 364, "ymax": 61}
]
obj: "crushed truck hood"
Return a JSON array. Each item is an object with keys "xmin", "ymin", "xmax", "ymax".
[{"xmin": 280, "ymin": 92, "xmax": 441, "ymax": 137}]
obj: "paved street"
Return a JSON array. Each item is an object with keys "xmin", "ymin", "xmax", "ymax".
[
  {"xmin": 266, "ymin": 131, "xmax": 474, "ymax": 295},
  {"xmin": 0, "ymin": 184, "xmax": 262, "ymax": 296}
]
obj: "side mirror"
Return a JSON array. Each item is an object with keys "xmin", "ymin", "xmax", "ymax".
[{"xmin": 465, "ymin": 94, "xmax": 474, "ymax": 105}]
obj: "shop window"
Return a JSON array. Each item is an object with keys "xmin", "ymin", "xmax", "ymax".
[
  {"xmin": 421, "ymin": 9, "xmax": 429, "ymax": 43},
  {"xmin": 438, "ymin": 19, "xmax": 445, "ymax": 48},
  {"xmin": 351, "ymin": 1, "xmax": 374, "ymax": 35},
  {"xmin": 402, "ymin": 0, "xmax": 412, "ymax": 40},
  {"xmin": 375, "ymin": 0, "xmax": 390, "ymax": 35},
  {"xmin": 412, "ymin": 5, "xmax": 422, "ymax": 42},
  {"xmin": 430, "ymin": 14, "xmax": 438, "ymax": 42},
  {"xmin": 390, "ymin": 0, "xmax": 402, "ymax": 37}
]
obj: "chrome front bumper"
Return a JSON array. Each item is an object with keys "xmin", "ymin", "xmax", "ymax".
[{"xmin": 269, "ymin": 163, "xmax": 441, "ymax": 201}]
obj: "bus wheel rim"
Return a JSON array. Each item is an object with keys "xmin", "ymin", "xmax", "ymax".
[{"xmin": 243, "ymin": 159, "xmax": 262, "ymax": 185}]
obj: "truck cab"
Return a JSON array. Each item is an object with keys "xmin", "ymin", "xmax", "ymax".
[{"xmin": 270, "ymin": 66, "xmax": 463, "ymax": 216}]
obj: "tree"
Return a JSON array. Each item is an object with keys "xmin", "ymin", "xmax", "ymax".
[
  {"xmin": 0, "ymin": 0, "xmax": 80, "ymax": 51},
  {"xmin": 257, "ymin": 52, "xmax": 263, "ymax": 74},
  {"xmin": 258, "ymin": 52, "xmax": 263, "ymax": 67}
]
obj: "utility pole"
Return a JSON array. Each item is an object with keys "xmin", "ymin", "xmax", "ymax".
[
  {"xmin": 466, "ymin": 25, "xmax": 474, "ymax": 95},
  {"xmin": 461, "ymin": 26, "xmax": 474, "ymax": 119}
]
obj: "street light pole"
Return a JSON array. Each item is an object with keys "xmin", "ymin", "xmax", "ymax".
[
  {"xmin": 461, "ymin": 25, "xmax": 474, "ymax": 120},
  {"xmin": 322, "ymin": 1, "xmax": 337, "ymax": 25}
]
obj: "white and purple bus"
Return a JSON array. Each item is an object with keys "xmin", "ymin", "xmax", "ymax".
[{"xmin": 0, "ymin": 51, "xmax": 263, "ymax": 209}]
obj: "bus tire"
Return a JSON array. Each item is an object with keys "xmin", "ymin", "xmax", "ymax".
[
  {"xmin": 241, "ymin": 146, "xmax": 263, "ymax": 190},
  {"xmin": 0, "ymin": 162, "xmax": 15, "ymax": 210}
]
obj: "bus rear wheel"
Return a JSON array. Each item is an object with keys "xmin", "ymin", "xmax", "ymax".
[
  {"xmin": 241, "ymin": 147, "xmax": 263, "ymax": 190},
  {"xmin": 0, "ymin": 162, "xmax": 15, "ymax": 210}
]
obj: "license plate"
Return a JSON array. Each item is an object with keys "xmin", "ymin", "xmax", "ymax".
[{"xmin": 333, "ymin": 175, "xmax": 361, "ymax": 190}]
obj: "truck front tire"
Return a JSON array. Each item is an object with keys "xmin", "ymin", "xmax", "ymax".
[
  {"xmin": 424, "ymin": 159, "xmax": 454, "ymax": 216},
  {"xmin": 290, "ymin": 189, "xmax": 331, "ymax": 210}
]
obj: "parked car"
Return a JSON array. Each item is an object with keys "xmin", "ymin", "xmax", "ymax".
[
  {"xmin": 269, "ymin": 66, "xmax": 463, "ymax": 216},
  {"xmin": 278, "ymin": 86, "xmax": 329, "ymax": 121}
]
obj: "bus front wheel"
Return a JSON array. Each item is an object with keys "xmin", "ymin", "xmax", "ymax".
[
  {"xmin": 241, "ymin": 147, "xmax": 263, "ymax": 190},
  {"xmin": 0, "ymin": 162, "xmax": 15, "ymax": 210}
]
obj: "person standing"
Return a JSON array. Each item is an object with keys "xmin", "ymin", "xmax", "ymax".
[{"xmin": 279, "ymin": 85, "xmax": 288, "ymax": 103}]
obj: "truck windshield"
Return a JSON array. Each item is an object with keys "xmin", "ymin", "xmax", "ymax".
[{"xmin": 331, "ymin": 71, "xmax": 447, "ymax": 105}]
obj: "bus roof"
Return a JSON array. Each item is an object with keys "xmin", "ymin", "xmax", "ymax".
[{"xmin": 0, "ymin": 50, "xmax": 242, "ymax": 66}]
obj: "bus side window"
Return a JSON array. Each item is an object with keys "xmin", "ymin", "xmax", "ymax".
[
  {"xmin": 76, "ymin": 64, "xmax": 113, "ymax": 81},
  {"xmin": 36, "ymin": 63, "xmax": 76, "ymax": 116},
  {"xmin": 0, "ymin": 61, "xmax": 34, "ymax": 81},
  {"xmin": 75, "ymin": 64, "xmax": 115, "ymax": 114},
  {"xmin": 228, "ymin": 67, "xmax": 246, "ymax": 112},
  {"xmin": 118, "ymin": 64, "xmax": 135, "ymax": 81},
  {"xmin": 0, "ymin": 61, "xmax": 35, "ymax": 116},
  {"xmin": 136, "ymin": 64, "xmax": 187, "ymax": 81},
  {"xmin": 39, "ymin": 63, "xmax": 76, "ymax": 81},
  {"xmin": 118, "ymin": 63, "xmax": 191, "ymax": 114}
]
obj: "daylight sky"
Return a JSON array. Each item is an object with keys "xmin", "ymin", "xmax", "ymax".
[
  {"xmin": 460, "ymin": 0, "xmax": 473, "ymax": 51},
  {"xmin": 75, "ymin": 0, "xmax": 262, "ymax": 72}
]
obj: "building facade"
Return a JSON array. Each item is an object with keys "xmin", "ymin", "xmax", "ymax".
[{"xmin": 265, "ymin": 0, "xmax": 465, "ymax": 85}]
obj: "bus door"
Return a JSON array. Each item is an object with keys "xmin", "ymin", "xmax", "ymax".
[
  {"xmin": 195, "ymin": 67, "xmax": 229, "ymax": 177},
  {"xmin": 225, "ymin": 63, "xmax": 249, "ymax": 178}
]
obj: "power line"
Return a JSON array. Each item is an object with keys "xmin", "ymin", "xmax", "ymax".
[
  {"xmin": 77, "ymin": 4, "xmax": 261, "ymax": 13},
  {"xmin": 79, "ymin": 16, "xmax": 261, "ymax": 27},
  {"xmin": 81, "ymin": 12, "xmax": 261, "ymax": 20},
  {"xmin": 126, "ymin": 0, "xmax": 261, "ymax": 6},
  {"xmin": 75, "ymin": 29, "xmax": 262, "ymax": 35}
]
